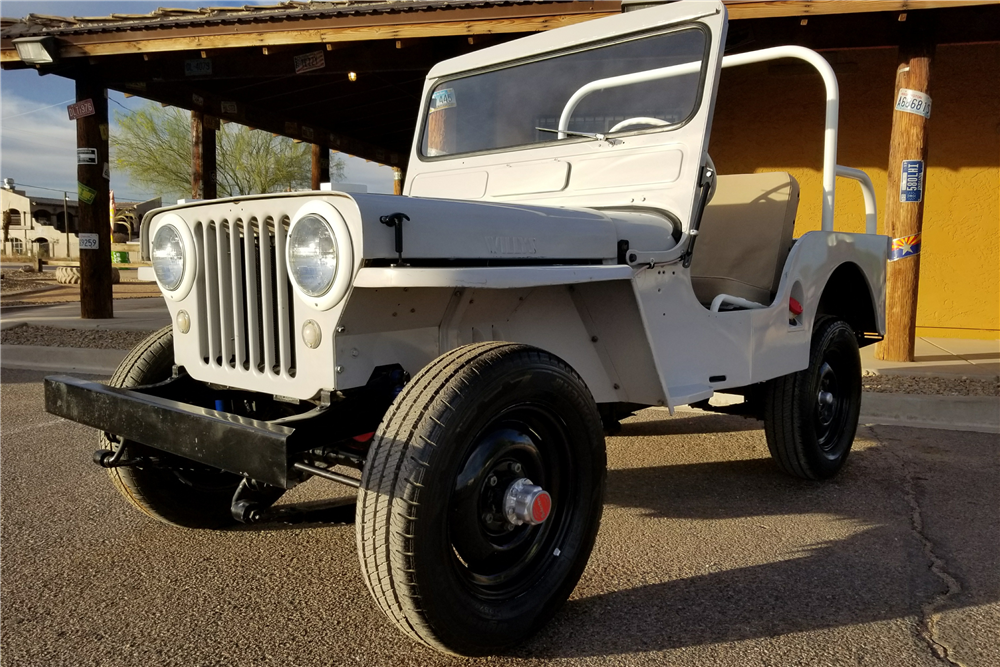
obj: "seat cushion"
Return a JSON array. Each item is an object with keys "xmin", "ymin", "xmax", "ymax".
[{"xmin": 689, "ymin": 172, "xmax": 799, "ymax": 306}]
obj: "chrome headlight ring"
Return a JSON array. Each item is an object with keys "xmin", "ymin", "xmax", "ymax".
[
  {"xmin": 286, "ymin": 201, "xmax": 354, "ymax": 311},
  {"xmin": 150, "ymin": 214, "xmax": 196, "ymax": 301}
]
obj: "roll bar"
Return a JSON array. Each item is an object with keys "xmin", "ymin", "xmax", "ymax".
[{"xmin": 558, "ymin": 45, "xmax": 877, "ymax": 233}]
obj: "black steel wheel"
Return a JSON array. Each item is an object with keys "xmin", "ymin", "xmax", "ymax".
[
  {"xmin": 99, "ymin": 326, "xmax": 263, "ymax": 529},
  {"xmin": 357, "ymin": 343, "xmax": 606, "ymax": 656},
  {"xmin": 763, "ymin": 317, "xmax": 862, "ymax": 480}
]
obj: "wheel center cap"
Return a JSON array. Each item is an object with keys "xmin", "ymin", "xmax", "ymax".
[{"xmin": 503, "ymin": 478, "xmax": 552, "ymax": 526}]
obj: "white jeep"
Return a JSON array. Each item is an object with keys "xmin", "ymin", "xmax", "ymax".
[{"xmin": 46, "ymin": 0, "xmax": 887, "ymax": 656}]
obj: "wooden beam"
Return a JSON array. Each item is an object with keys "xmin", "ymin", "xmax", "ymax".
[
  {"xmin": 876, "ymin": 38, "xmax": 935, "ymax": 362},
  {"xmin": 75, "ymin": 75, "xmax": 114, "ymax": 319},
  {"xmin": 1, "ymin": 14, "xmax": 616, "ymax": 61},
  {"xmin": 724, "ymin": 0, "xmax": 999, "ymax": 20}
]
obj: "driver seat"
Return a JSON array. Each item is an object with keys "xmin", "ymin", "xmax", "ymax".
[{"xmin": 689, "ymin": 172, "xmax": 799, "ymax": 307}]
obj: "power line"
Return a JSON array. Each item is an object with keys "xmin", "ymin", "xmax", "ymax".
[
  {"xmin": 5, "ymin": 181, "xmax": 160, "ymax": 201},
  {"xmin": 7, "ymin": 182, "xmax": 70, "ymax": 194},
  {"xmin": 0, "ymin": 98, "xmax": 75, "ymax": 121}
]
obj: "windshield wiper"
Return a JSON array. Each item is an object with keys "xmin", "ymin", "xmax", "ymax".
[{"xmin": 536, "ymin": 127, "xmax": 606, "ymax": 141}]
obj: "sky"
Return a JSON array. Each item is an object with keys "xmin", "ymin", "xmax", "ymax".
[{"xmin": 0, "ymin": 0, "xmax": 397, "ymax": 204}]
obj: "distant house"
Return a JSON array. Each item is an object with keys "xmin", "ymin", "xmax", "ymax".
[
  {"xmin": 1, "ymin": 186, "xmax": 80, "ymax": 258},
  {"xmin": 1, "ymin": 184, "xmax": 161, "ymax": 258}
]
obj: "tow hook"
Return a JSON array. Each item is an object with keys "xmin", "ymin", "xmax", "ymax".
[
  {"xmin": 230, "ymin": 477, "xmax": 283, "ymax": 523},
  {"xmin": 92, "ymin": 437, "xmax": 140, "ymax": 468},
  {"xmin": 503, "ymin": 478, "xmax": 552, "ymax": 526}
]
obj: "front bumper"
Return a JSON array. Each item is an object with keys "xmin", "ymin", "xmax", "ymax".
[{"xmin": 45, "ymin": 375, "xmax": 298, "ymax": 488}]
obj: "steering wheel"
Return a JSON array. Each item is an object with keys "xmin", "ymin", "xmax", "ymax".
[
  {"xmin": 704, "ymin": 153, "xmax": 717, "ymax": 203},
  {"xmin": 608, "ymin": 117, "xmax": 670, "ymax": 133}
]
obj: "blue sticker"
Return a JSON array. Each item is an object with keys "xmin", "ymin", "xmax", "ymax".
[
  {"xmin": 431, "ymin": 88, "xmax": 456, "ymax": 112},
  {"xmin": 900, "ymin": 160, "xmax": 924, "ymax": 203}
]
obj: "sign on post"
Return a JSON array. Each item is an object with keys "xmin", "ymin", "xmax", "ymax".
[
  {"xmin": 78, "ymin": 233, "xmax": 99, "ymax": 250},
  {"xmin": 900, "ymin": 160, "xmax": 925, "ymax": 203},
  {"xmin": 894, "ymin": 89, "xmax": 932, "ymax": 119},
  {"xmin": 77, "ymin": 148, "xmax": 98, "ymax": 165},
  {"xmin": 67, "ymin": 99, "xmax": 95, "ymax": 120}
]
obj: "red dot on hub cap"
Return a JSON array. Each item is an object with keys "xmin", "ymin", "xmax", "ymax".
[{"xmin": 532, "ymin": 492, "xmax": 552, "ymax": 523}]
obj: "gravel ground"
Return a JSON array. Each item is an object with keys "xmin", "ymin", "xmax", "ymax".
[
  {"xmin": 862, "ymin": 370, "xmax": 999, "ymax": 397},
  {"xmin": 0, "ymin": 323, "xmax": 155, "ymax": 350},
  {"xmin": 0, "ymin": 268, "xmax": 53, "ymax": 295}
]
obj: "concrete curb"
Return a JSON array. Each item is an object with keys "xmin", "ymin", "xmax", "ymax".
[
  {"xmin": 0, "ymin": 345, "xmax": 124, "ymax": 375},
  {"xmin": 672, "ymin": 391, "xmax": 999, "ymax": 435},
  {"xmin": 0, "ymin": 284, "xmax": 63, "ymax": 300},
  {"xmin": 860, "ymin": 392, "xmax": 1000, "ymax": 434}
]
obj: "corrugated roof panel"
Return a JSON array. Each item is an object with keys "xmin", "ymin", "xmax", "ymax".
[{"xmin": 1, "ymin": 1, "xmax": 570, "ymax": 38}]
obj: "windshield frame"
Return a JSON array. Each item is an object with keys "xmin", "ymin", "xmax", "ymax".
[{"xmin": 416, "ymin": 22, "xmax": 713, "ymax": 163}]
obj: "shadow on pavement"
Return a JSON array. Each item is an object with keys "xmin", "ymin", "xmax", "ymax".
[
  {"xmin": 617, "ymin": 413, "xmax": 761, "ymax": 437},
  {"xmin": 516, "ymin": 430, "xmax": 999, "ymax": 659}
]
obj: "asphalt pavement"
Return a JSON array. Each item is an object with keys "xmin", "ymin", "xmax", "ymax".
[{"xmin": 2, "ymin": 367, "xmax": 997, "ymax": 667}]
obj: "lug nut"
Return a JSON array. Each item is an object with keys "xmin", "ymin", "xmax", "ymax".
[
  {"xmin": 488, "ymin": 475, "xmax": 498, "ymax": 487},
  {"xmin": 512, "ymin": 463, "xmax": 522, "ymax": 474},
  {"xmin": 483, "ymin": 513, "xmax": 494, "ymax": 523}
]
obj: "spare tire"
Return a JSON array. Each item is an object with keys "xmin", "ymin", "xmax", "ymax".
[{"xmin": 56, "ymin": 265, "xmax": 120, "ymax": 285}]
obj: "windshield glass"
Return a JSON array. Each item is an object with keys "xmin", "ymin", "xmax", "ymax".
[{"xmin": 421, "ymin": 26, "xmax": 708, "ymax": 158}]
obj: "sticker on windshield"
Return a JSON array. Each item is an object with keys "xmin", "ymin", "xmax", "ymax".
[{"xmin": 431, "ymin": 88, "xmax": 456, "ymax": 112}]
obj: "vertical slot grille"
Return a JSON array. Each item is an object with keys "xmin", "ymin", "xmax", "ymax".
[{"xmin": 196, "ymin": 217, "xmax": 295, "ymax": 378}]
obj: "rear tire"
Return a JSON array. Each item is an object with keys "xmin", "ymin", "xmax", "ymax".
[
  {"xmin": 356, "ymin": 343, "xmax": 606, "ymax": 656},
  {"xmin": 763, "ymin": 317, "xmax": 862, "ymax": 480},
  {"xmin": 99, "ymin": 325, "xmax": 247, "ymax": 529}
]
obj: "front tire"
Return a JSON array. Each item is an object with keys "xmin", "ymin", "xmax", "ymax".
[
  {"xmin": 99, "ymin": 326, "xmax": 247, "ymax": 529},
  {"xmin": 763, "ymin": 317, "xmax": 862, "ymax": 480},
  {"xmin": 356, "ymin": 343, "xmax": 606, "ymax": 656}
]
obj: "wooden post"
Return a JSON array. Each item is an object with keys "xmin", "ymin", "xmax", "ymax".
[
  {"xmin": 191, "ymin": 111, "xmax": 218, "ymax": 199},
  {"xmin": 76, "ymin": 76, "xmax": 113, "ymax": 319},
  {"xmin": 393, "ymin": 167, "xmax": 405, "ymax": 196},
  {"xmin": 63, "ymin": 192, "xmax": 70, "ymax": 258},
  {"xmin": 876, "ymin": 40, "xmax": 935, "ymax": 362},
  {"xmin": 311, "ymin": 144, "xmax": 330, "ymax": 190},
  {"xmin": 191, "ymin": 110, "xmax": 203, "ymax": 198},
  {"xmin": 204, "ymin": 115, "xmax": 218, "ymax": 200}
]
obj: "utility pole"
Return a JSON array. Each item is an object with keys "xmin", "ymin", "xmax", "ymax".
[
  {"xmin": 75, "ymin": 75, "xmax": 114, "ymax": 319},
  {"xmin": 876, "ymin": 28, "xmax": 935, "ymax": 362},
  {"xmin": 63, "ymin": 191, "xmax": 70, "ymax": 258}
]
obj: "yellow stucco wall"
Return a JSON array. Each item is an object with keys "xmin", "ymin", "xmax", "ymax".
[{"xmin": 709, "ymin": 44, "xmax": 1000, "ymax": 339}]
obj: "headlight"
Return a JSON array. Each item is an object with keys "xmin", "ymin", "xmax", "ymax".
[
  {"xmin": 152, "ymin": 224, "xmax": 184, "ymax": 291},
  {"xmin": 287, "ymin": 215, "xmax": 338, "ymax": 297}
]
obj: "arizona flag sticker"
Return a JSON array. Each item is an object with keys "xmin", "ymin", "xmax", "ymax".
[{"xmin": 890, "ymin": 233, "xmax": 921, "ymax": 261}]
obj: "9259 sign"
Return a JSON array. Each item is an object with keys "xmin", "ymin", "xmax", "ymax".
[{"xmin": 895, "ymin": 89, "xmax": 931, "ymax": 119}]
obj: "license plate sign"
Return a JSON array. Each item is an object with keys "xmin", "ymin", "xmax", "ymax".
[{"xmin": 895, "ymin": 89, "xmax": 931, "ymax": 119}]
